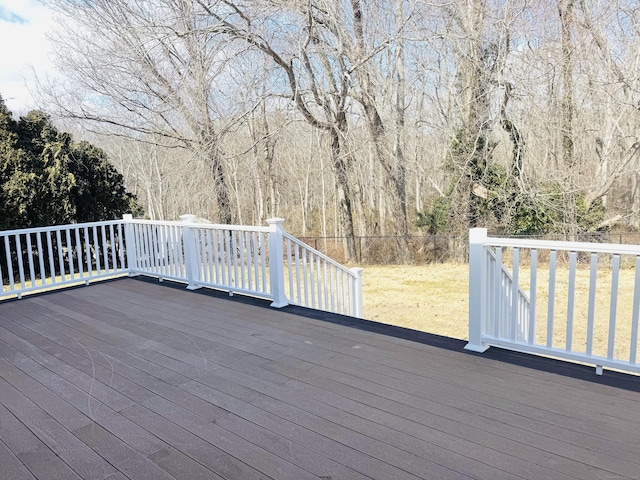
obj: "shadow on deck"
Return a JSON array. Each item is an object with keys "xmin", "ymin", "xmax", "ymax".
[{"xmin": 1, "ymin": 277, "xmax": 640, "ymax": 480}]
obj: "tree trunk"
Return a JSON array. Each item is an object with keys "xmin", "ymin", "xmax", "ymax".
[
  {"xmin": 330, "ymin": 126, "xmax": 358, "ymax": 261},
  {"xmin": 558, "ymin": 0, "xmax": 577, "ymax": 238},
  {"xmin": 449, "ymin": 0, "xmax": 490, "ymax": 239},
  {"xmin": 351, "ymin": 0, "xmax": 409, "ymax": 262}
]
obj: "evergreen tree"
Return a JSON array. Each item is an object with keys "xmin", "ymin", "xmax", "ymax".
[{"xmin": 0, "ymin": 96, "xmax": 141, "ymax": 230}]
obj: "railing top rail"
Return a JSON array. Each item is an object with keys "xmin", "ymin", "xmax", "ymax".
[
  {"xmin": 0, "ymin": 219, "xmax": 124, "ymax": 237},
  {"xmin": 128, "ymin": 219, "xmax": 271, "ymax": 233},
  {"xmin": 484, "ymin": 235, "xmax": 640, "ymax": 255},
  {"xmin": 283, "ymin": 231, "xmax": 358, "ymax": 277}
]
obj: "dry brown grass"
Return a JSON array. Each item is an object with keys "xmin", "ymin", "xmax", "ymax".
[
  {"xmin": 361, "ymin": 263, "xmax": 640, "ymax": 362},
  {"xmin": 362, "ymin": 263, "xmax": 469, "ymax": 338}
]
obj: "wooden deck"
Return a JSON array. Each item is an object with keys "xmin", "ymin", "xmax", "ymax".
[{"xmin": 1, "ymin": 278, "xmax": 640, "ymax": 480}]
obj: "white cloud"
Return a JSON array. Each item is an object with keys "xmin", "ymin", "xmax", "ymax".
[{"xmin": 0, "ymin": 0, "xmax": 56, "ymax": 114}]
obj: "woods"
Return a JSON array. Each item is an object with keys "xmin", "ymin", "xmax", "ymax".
[{"xmin": 26, "ymin": 0, "xmax": 640, "ymax": 261}]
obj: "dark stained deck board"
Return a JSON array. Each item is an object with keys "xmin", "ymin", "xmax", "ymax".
[
  {"xmin": 96, "ymin": 280, "xmax": 640, "ymax": 410},
  {"xmin": 11, "ymin": 280, "xmax": 640, "ymax": 478},
  {"xmin": 0, "ymin": 437, "xmax": 36, "ymax": 480},
  {"xmin": 73, "ymin": 281, "xmax": 640, "ymax": 442},
  {"xmin": 2, "ymin": 309, "xmax": 423, "ymax": 480},
  {"xmin": 178, "ymin": 380, "xmax": 428, "ymax": 480},
  {"xmin": 15, "ymin": 282, "xmax": 640, "ymax": 476},
  {"xmin": 0, "ymin": 398, "xmax": 89, "ymax": 480},
  {"xmin": 0, "ymin": 326, "xmax": 304, "ymax": 480},
  {"xmin": 265, "ymin": 357, "xmax": 637, "ymax": 479},
  {"xmin": 191, "ymin": 295, "xmax": 639, "ymax": 421},
  {"xmin": 0, "ymin": 385, "xmax": 115, "ymax": 480},
  {"xmin": 1, "ymin": 316, "xmax": 228, "ymax": 419},
  {"xmin": 82, "ymin": 280, "xmax": 640, "ymax": 470},
  {"xmin": 0, "ymin": 279, "xmax": 640, "ymax": 479},
  {"xmin": 0, "ymin": 321, "xmax": 298, "ymax": 479}
]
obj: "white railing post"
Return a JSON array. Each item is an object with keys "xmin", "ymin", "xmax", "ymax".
[
  {"xmin": 267, "ymin": 218, "xmax": 288, "ymax": 308},
  {"xmin": 466, "ymin": 227, "xmax": 490, "ymax": 353},
  {"xmin": 350, "ymin": 267, "xmax": 364, "ymax": 318},
  {"xmin": 122, "ymin": 214, "xmax": 138, "ymax": 276},
  {"xmin": 180, "ymin": 214, "xmax": 201, "ymax": 290}
]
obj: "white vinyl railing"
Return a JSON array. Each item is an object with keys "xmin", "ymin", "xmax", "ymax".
[
  {"xmin": 1, "ymin": 215, "xmax": 363, "ymax": 318},
  {"xmin": 467, "ymin": 227, "xmax": 640, "ymax": 375},
  {"xmin": 282, "ymin": 231, "xmax": 363, "ymax": 316},
  {"xmin": 484, "ymin": 244, "xmax": 532, "ymax": 344},
  {"xmin": 0, "ymin": 220, "xmax": 127, "ymax": 298},
  {"xmin": 126, "ymin": 215, "xmax": 272, "ymax": 299},
  {"xmin": 126, "ymin": 215, "xmax": 363, "ymax": 317}
]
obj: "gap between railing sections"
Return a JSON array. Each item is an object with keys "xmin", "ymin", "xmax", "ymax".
[{"xmin": 466, "ymin": 227, "xmax": 640, "ymax": 376}]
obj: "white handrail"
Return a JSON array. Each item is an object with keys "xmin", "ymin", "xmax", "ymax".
[
  {"xmin": 484, "ymin": 235, "xmax": 640, "ymax": 255},
  {"xmin": 0, "ymin": 220, "xmax": 124, "ymax": 237},
  {"xmin": 128, "ymin": 217, "xmax": 271, "ymax": 233}
]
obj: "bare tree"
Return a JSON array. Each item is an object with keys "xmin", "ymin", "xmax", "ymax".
[
  {"xmin": 556, "ymin": 0, "xmax": 578, "ymax": 237},
  {"xmin": 444, "ymin": 0, "xmax": 494, "ymax": 235},
  {"xmin": 576, "ymin": 0, "xmax": 640, "ymax": 227},
  {"xmin": 41, "ymin": 0, "xmax": 254, "ymax": 223},
  {"xmin": 193, "ymin": 0, "xmax": 376, "ymax": 259},
  {"xmin": 346, "ymin": 0, "xmax": 411, "ymax": 259},
  {"xmin": 33, "ymin": 0, "xmax": 640, "ymax": 263}
]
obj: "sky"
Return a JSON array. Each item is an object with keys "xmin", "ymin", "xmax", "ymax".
[{"xmin": 0, "ymin": 0, "xmax": 56, "ymax": 115}]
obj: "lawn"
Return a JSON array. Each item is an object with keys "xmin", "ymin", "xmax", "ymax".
[
  {"xmin": 361, "ymin": 262, "xmax": 640, "ymax": 362},
  {"xmin": 362, "ymin": 263, "xmax": 470, "ymax": 339}
]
